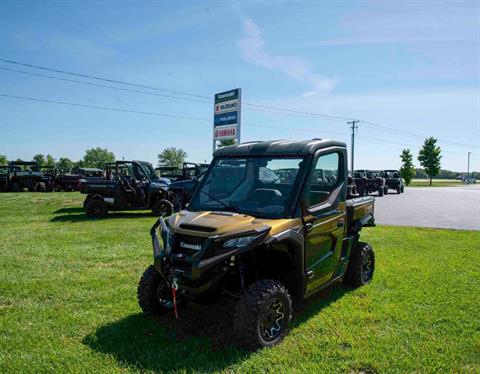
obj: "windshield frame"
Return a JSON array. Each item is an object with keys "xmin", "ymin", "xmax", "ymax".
[
  {"xmin": 188, "ymin": 155, "xmax": 308, "ymax": 219},
  {"xmin": 139, "ymin": 162, "xmax": 158, "ymax": 182}
]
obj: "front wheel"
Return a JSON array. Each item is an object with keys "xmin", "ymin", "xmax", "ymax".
[
  {"xmin": 344, "ymin": 242, "xmax": 375, "ymax": 288},
  {"xmin": 138, "ymin": 265, "xmax": 175, "ymax": 315},
  {"xmin": 396, "ymin": 186, "xmax": 401, "ymax": 194},
  {"xmin": 151, "ymin": 199, "xmax": 174, "ymax": 217},
  {"xmin": 401, "ymin": 185, "xmax": 404, "ymax": 193},
  {"xmin": 234, "ymin": 279, "xmax": 292, "ymax": 350},
  {"xmin": 85, "ymin": 198, "xmax": 108, "ymax": 218},
  {"xmin": 384, "ymin": 186, "xmax": 388, "ymax": 195},
  {"xmin": 378, "ymin": 187, "xmax": 384, "ymax": 197}
]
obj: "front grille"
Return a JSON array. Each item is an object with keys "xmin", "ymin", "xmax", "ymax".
[{"xmin": 173, "ymin": 233, "xmax": 206, "ymax": 257}]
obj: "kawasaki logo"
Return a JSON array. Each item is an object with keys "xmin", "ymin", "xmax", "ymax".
[{"xmin": 180, "ymin": 242, "xmax": 202, "ymax": 251}]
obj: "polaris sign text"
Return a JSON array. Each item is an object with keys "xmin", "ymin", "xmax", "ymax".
[{"xmin": 213, "ymin": 88, "xmax": 241, "ymax": 151}]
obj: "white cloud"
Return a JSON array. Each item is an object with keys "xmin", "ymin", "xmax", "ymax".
[{"xmin": 237, "ymin": 18, "xmax": 337, "ymax": 96}]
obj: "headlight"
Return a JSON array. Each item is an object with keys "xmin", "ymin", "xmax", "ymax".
[{"xmin": 223, "ymin": 235, "xmax": 256, "ymax": 249}]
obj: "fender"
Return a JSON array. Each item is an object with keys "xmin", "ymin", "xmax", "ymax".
[{"xmin": 265, "ymin": 226, "xmax": 306, "ymax": 302}]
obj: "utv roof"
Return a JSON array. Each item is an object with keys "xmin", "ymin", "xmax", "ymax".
[{"xmin": 213, "ymin": 139, "xmax": 346, "ymax": 157}]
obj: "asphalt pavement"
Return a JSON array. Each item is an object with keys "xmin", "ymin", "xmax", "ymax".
[{"xmin": 373, "ymin": 184, "xmax": 480, "ymax": 231}]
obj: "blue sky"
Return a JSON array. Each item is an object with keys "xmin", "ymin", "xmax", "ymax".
[{"xmin": 0, "ymin": 0, "xmax": 478, "ymax": 171}]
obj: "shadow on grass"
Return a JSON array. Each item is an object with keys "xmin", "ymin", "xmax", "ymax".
[
  {"xmin": 83, "ymin": 283, "xmax": 352, "ymax": 372},
  {"xmin": 53, "ymin": 207, "xmax": 84, "ymax": 214},
  {"xmin": 50, "ymin": 212, "xmax": 154, "ymax": 222}
]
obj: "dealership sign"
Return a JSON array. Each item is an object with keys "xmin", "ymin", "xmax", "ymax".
[{"xmin": 213, "ymin": 88, "xmax": 241, "ymax": 147}]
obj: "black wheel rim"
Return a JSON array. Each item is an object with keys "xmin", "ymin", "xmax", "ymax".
[
  {"xmin": 259, "ymin": 298, "xmax": 286, "ymax": 342},
  {"xmin": 157, "ymin": 282, "xmax": 174, "ymax": 309},
  {"xmin": 92, "ymin": 204, "xmax": 102, "ymax": 216},
  {"xmin": 361, "ymin": 251, "xmax": 373, "ymax": 283}
]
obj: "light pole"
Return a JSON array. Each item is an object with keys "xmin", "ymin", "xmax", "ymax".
[{"xmin": 467, "ymin": 152, "xmax": 471, "ymax": 177}]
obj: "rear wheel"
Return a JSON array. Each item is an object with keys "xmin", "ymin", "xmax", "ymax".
[
  {"xmin": 151, "ymin": 199, "xmax": 174, "ymax": 217},
  {"xmin": 11, "ymin": 182, "xmax": 21, "ymax": 192},
  {"xmin": 35, "ymin": 182, "xmax": 46, "ymax": 192},
  {"xmin": 344, "ymin": 242, "xmax": 375, "ymax": 288},
  {"xmin": 384, "ymin": 186, "xmax": 388, "ymax": 195},
  {"xmin": 85, "ymin": 198, "xmax": 108, "ymax": 218},
  {"xmin": 234, "ymin": 279, "xmax": 292, "ymax": 350},
  {"xmin": 138, "ymin": 265, "xmax": 174, "ymax": 315},
  {"xmin": 396, "ymin": 186, "xmax": 401, "ymax": 194},
  {"xmin": 401, "ymin": 185, "xmax": 404, "ymax": 193}
]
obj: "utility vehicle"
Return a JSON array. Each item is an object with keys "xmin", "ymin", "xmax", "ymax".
[
  {"xmin": 169, "ymin": 171, "xmax": 205, "ymax": 210},
  {"xmin": 80, "ymin": 161, "xmax": 174, "ymax": 218},
  {"xmin": 55, "ymin": 167, "xmax": 103, "ymax": 191},
  {"xmin": 0, "ymin": 165, "xmax": 7, "ymax": 192},
  {"xmin": 138, "ymin": 139, "xmax": 376, "ymax": 349},
  {"xmin": 381, "ymin": 170, "xmax": 404, "ymax": 194},
  {"xmin": 353, "ymin": 169, "xmax": 387, "ymax": 196},
  {"xmin": 156, "ymin": 162, "xmax": 209, "ymax": 182},
  {"xmin": 5, "ymin": 161, "xmax": 54, "ymax": 192}
]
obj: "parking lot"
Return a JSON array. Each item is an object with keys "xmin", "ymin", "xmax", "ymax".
[{"xmin": 374, "ymin": 184, "xmax": 480, "ymax": 230}]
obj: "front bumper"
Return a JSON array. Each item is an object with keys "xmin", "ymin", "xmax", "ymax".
[{"xmin": 150, "ymin": 218, "xmax": 270, "ymax": 296}]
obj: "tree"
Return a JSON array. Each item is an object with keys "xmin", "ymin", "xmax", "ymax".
[
  {"xmin": 0, "ymin": 154, "xmax": 7, "ymax": 165},
  {"xmin": 82, "ymin": 147, "xmax": 115, "ymax": 169},
  {"xmin": 45, "ymin": 154, "xmax": 56, "ymax": 168},
  {"xmin": 33, "ymin": 154, "xmax": 46, "ymax": 166},
  {"xmin": 57, "ymin": 157, "xmax": 74, "ymax": 170},
  {"xmin": 157, "ymin": 147, "xmax": 187, "ymax": 167},
  {"xmin": 399, "ymin": 149, "xmax": 415, "ymax": 186},
  {"xmin": 418, "ymin": 137, "xmax": 442, "ymax": 186},
  {"xmin": 218, "ymin": 139, "xmax": 236, "ymax": 147}
]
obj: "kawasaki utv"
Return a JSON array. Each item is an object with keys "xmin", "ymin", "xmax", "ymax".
[{"xmin": 138, "ymin": 139, "xmax": 376, "ymax": 350}]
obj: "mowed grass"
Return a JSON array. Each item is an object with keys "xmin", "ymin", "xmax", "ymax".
[
  {"xmin": 0, "ymin": 193, "xmax": 479, "ymax": 373},
  {"xmin": 409, "ymin": 178, "xmax": 477, "ymax": 187}
]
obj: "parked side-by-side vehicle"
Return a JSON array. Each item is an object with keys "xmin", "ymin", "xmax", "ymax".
[
  {"xmin": 138, "ymin": 139, "xmax": 376, "ymax": 349},
  {"xmin": 352, "ymin": 169, "xmax": 388, "ymax": 196},
  {"xmin": 156, "ymin": 162, "xmax": 209, "ymax": 182},
  {"xmin": 3, "ymin": 161, "xmax": 55, "ymax": 192},
  {"xmin": 55, "ymin": 167, "xmax": 103, "ymax": 191},
  {"xmin": 381, "ymin": 170, "xmax": 404, "ymax": 194},
  {"xmin": 80, "ymin": 161, "xmax": 174, "ymax": 218}
]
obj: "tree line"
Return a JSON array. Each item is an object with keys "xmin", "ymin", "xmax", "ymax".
[{"xmin": 0, "ymin": 147, "xmax": 115, "ymax": 170}]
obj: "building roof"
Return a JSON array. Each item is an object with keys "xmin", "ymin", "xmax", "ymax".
[{"xmin": 213, "ymin": 139, "xmax": 346, "ymax": 157}]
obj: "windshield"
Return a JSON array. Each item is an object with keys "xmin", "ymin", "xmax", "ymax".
[
  {"xmin": 188, "ymin": 157, "xmax": 305, "ymax": 218},
  {"xmin": 140, "ymin": 162, "xmax": 158, "ymax": 181}
]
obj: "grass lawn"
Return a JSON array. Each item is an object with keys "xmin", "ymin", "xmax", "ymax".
[
  {"xmin": 409, "ymin": 179, "xmax": 477, "ymax": 187},
  {"xmin": 0, "ymin": 193, "xmax": 479, "ymax": 373}
]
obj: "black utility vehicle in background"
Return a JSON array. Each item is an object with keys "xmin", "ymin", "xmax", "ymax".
[
  {"xmin": 55, "ymin": 167, "xmax": 103, "ymax": 191},
  {"xmin": 80, "ymin": 160, "xmax": 173, "ymax": 218},
  {"xmin": 156, "ymin": 162, "xmax": 209, "ymax": 182},
  {"xmin": 381, "ymin": 170, "xmax": 404, "ymax": 194},
  {"xmin": 353, "ymin": 169, "xmax": 388, "ymax": 196},
  {"xmin": 169, "ymin": 171, "xmax": 205, "ymax": 210},
  {"xmin": 4, "ymin": 161, "xmax": 54, "ymax": 192},
  {"xmin": 0, "ymin": 165, "xmax": 7, "ymax": 191}
]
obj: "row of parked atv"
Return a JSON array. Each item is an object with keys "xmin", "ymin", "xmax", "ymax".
[{"xmin": 350, "ymin": 169, "xmax": 405, "ymax": 197}]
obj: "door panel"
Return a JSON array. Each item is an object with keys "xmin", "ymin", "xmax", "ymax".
[
  {"xmin": 305, "ymin": 209, "xmax": 345, "ymax": 293},
  {"xmin": 302, "ymin": 149, "xmax": 347, "ymax": 296}
]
